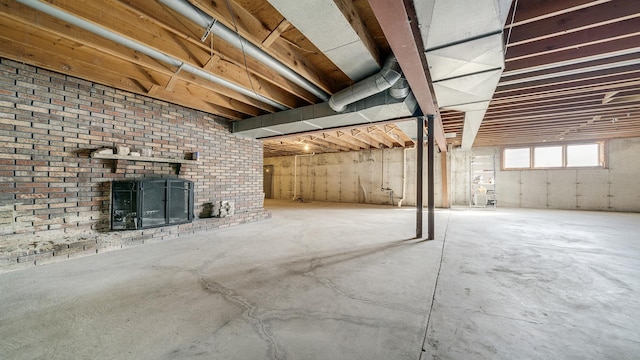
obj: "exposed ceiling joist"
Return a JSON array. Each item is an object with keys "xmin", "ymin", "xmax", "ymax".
[
  {"xmin": 267, "ymin": 0, "xmax": 380, "ymax": 80},
  {"xmin": 1, "ymin": 0, "xmax": 639, "ymax": 154}
]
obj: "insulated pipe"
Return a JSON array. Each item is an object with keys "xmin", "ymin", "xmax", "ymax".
[
  {"xmin": 427, "ymin": 114, "xmax": 435, "ymax": 240},
  {"xmin": 17, "ymin": 0, "xmax": 287, "ymax": 111},
  {"xmin": 158, "ymin": 0, "xmax": 330, "ymax": 102},
  {"xmin": 416, "ymin": 116, "xmax": 424, "ymax": 239},
  {"xmin": 329, "ymin": 55, "xmax": 402, "ymax": 112}
]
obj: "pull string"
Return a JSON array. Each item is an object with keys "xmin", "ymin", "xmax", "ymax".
[{"xmin": 224, "ymin": 0, "xmax": 260, "ymax": 101}]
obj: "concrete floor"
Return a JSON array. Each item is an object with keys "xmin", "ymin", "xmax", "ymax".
[{"xmin": 0, "ymin": 200, "xmax": 639, "ymax": 360}]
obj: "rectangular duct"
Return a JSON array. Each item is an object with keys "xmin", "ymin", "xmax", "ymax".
[{"xmin": 232, "ymin": 91, "xmax": 418, "ymax": 139}]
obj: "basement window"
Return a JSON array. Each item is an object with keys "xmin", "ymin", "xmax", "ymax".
[
  {"xmin": 503, "ymin": 141, "xmax": 605, "ymax": 170},
  {"xmin": 534, "ymin": 146, "xmax": 563, "ymax": 168},
  {"xmin": 503, "ymin": 148, "xmax": 530, "ymax": 169},
  {"xmin": 567, "ymin": 143, "xmax": 600, "ymax": 167}
]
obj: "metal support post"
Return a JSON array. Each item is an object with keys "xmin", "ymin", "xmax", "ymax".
[
  {"xmin": 427, "ymin": 114, "xmax": 435, "ymax": 240},
  {"xmin": 416, "ymin": 115, "xmax": 424, "ymax": 239}
]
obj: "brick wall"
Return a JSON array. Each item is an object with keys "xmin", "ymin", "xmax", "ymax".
[{"xmin": 0, "ymin": 58, "xmax": 269, "ymax": 273}]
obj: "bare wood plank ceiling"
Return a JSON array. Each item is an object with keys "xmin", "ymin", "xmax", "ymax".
[
  {"xmin": 1, "ymin": 0, "xmax": 639, "ymax": 157},
  {"xmin": 442, "ymin": 0, "xmax": 640, "ymax": 148}
]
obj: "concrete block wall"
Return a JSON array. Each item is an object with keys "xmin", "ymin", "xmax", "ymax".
[
  {"xmin": 264, "ymin": 146, "xmax": 445, "ymax": 207},
  {"xmin": 0, "ymin": 58, "xmax": 268, "ymax": 273},
  {"xmin": 449, "ymin": 138, "xmax": 640, "ymax": 212},
  {"xmin": 265, "ymin": 137, "xmax": 639, "ymax": 212}
]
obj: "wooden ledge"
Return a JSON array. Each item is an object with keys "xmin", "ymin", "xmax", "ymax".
[{"xmin": 90, "ymin": 152, "xmax": 198, "ymax": 174}]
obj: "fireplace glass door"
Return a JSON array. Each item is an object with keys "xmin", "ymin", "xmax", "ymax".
[{"xmin": 111, "ymin": 178, "xmax": 193, "ymax": 230}]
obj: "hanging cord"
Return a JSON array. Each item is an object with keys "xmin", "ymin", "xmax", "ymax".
[
  {"xmin": 224, "ymin": 0, "xmax": 260, "ymax": 100},
  {"xmin": 210, "ymin": 23, "xmax": 214, "ymax": 58},
  {"xmin": 503, "ymin": 0, "xmax": 519, "ymax": 57}
]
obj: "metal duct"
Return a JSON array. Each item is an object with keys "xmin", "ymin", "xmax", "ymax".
[
  {"xmin": 233, "ymin": 91, "xmax": 418, "ymax": 139},
  {"xmin": 16, "ymin": 0, "xmax": 286, "ymax": 110},
  {"xmin": 158, "ymin": 0, "xmax": 330, "ymax": 102},
  {"xmin": 416, "ymin": 0, "xmax": 513, "ymax": 150},
  {"xmin": 266, "ymin": 0, "xmax": 380, "ymax": 80},
  {"xmin": 390, "ymin": 78, "xmax": 410, "ymax": 99},
  {"xmin": 328, "ymin": 55, "xmax": 402, "ymax": 112}
]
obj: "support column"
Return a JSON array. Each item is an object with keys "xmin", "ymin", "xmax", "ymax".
[
  {"xmin": 416, "ymin": 115, "xmax": 424, "ymax": 239},
  {"xmin": 441, "ymin": 150, "xmax": 449, "ymax": 208},
  {"xmin": 427, "ymin": 115, "xmax": 435, "ymax": 240}
]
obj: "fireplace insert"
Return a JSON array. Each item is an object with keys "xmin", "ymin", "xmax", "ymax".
[{"xmin": 111, "ymin": 178, "xmax": 194, "ymax": 230}]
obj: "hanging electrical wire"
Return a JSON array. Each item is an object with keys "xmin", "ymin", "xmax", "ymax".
[{"xmin": 224, "ymin": 0, "xmax": 261, "ymax": 104}]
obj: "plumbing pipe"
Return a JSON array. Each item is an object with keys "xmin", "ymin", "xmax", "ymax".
[
  {"xmin": 17, "ymin": 0, "xmax": 287, "ymax": 111},
  {"xmin": 158, "ymin": 0, "xmax": 329, "ymax": 102},
  {"xmin": 292, "ymin": 153, "xmax": 314, "ymax": 200},
  {"xmin": 397, "ymin": 145, "xmax": 415, "ymax": 207},
  {"xmin": 328, "ymin": 55, "xmax": 402, "ymax": 112},
  {"xmin": 379, "ymin": 148, "xmax": 395, "ymax": 206}
]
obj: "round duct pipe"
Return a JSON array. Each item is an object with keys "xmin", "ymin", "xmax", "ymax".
[
  {"xmin": 158, "ymin": 0, "xmax": 330, "ymax": 102},
  {"xmin": 16, "ymin": 0, "xmax": 287, "ymax": 110},
  {"xmin": 328, "ymin": 55, "xmax": 402, "ymax": 112},
  {"xmin": 390, "ymin": 78, "xmax": 410, "ymax": 99}
]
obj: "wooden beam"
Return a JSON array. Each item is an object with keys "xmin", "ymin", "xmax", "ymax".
[
  {"xmin": 188, "ymin": 0, "xmax": 336, "ymax": 94},
  {"xmin": 505, "ymin": 35, "xmax": 640, "ymax": 72},
  {"xmin": 202, "ymin": 54, "xmax": 221, "ymax": 71},
  {"xmin": 508, "ymin": 0, "xmax": 611, "ymax": 28},
  {"xmin": 147, "ymin": 84, "xmax": 161, "ymax": 96},
  {"xmin": 353, "ymin": 130, "xmax": 383, "ymax": 148},
  {"xmin": 0, "ymin": 23, "xmax": 256, "ymax": 120},
  {"xmin": 319, "ymin": 133, "xmax": 362, "ymax": 151},
  {"xmin": 367, "ymin": 0, "xmax": 447, "ymax": 152},
  {"xmin": 262, "ymin": 116, "xmax": 421, "ymax": 142},
  {"xmin": 0, "ymin": 2, "xmax": 274, "ymax": 113},
  {"xmin": 333, "ymin": 0, "xmax": 380, "ymax": 65},
  {"xmin": 262, "ymin": 19, "xmax": 291, "ymax": 48},
  {"xmin": 37, "ymin": 0, "xmax": 303, "ymax": 109},
  {"xmin": 304, "ymin": 137, "xmax": 345, "ymax": 152},
  {"xmin": 494, "ymin": 79, "xmax": 640, "ymax": 102},
  {"xmin": 119, "ymin": 0, "xmax": 318, "ymax": 103},
  {"xmin": 335, "ymin": 130, "xmax": 372, "ymax": 149},
  {"xmin": 498, "ymin": 68, "xmax": 640, "ymax": 94},
  {"xmin": 507, "ymin": 1, "xmax": 640, "ymax": 46},
  {"xmin": 165, "ymin": 71, "xmax": 181, "ymax": 91},
  {"xmin": 501, "ymin": 52, "xmax": 639, "ymax": 85},
  {"xmin": 366, "ymin": 129, "xmax": 394, "ymax": 148},
  {"xmin": 370, "ymin": 126, "xmax": 400, "ymax": 147},
  {"xmin": 506, "ymin": 18, "xmax": 640, "ymax": 61}
]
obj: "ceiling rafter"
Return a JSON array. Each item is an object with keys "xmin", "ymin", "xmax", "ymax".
[
  {"xmin": 119, "ymin": 0, "xmax": 319, "ymax": 104},
  {"xmin": 188, "ymin": 0, "xmax": 336, "ymax": 94},
  {"xmin": 0, "ymin": 0, "xmax": 277, "ymax": 115},
  {"xmin": 261, "ymin": 19, "xmax": 291, "ymax": 48},
  {"xmin": 506, "ymin": 1, "xmax": 640, "ymax": 46},
  {"xmin": 318, "ymin": 133, "xmax": 362, "ymax": 151},
  {"xmin": 1, "ymin": 0, "xmax": 639, "ymax": 153},
  {"xmin": 333, "ymin": 0, "xmax": 380, "ymax": 66},
  {"xmin": 0, "ymin": 21, "xmax": 248, "ymax": 119}
]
